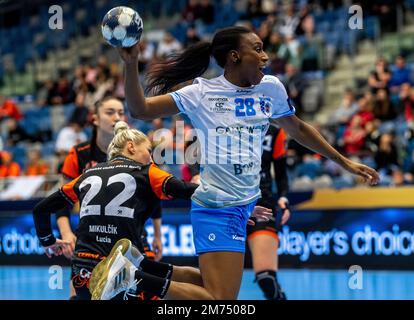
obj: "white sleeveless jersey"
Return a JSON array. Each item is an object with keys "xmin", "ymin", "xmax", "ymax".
[{"xmin": 169, "ymin": 74, "xmax": 295, "ymax": 207}]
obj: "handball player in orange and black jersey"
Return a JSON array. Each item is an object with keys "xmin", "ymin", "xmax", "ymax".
[
  {"xmin": 56, "ymin": 96, "xmax": 162, "ymax": 299},
  {"xmin": 34, "ymin": 122, "xmax": 202, "ymax": 300},
  {"xmin": 247, "ymin": 123, "xmax": 290, "ymax": 300}
]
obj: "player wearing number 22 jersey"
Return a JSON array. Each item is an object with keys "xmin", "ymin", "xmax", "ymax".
[{"xmin": 33, "ymin": 156, "xmax": 197, "ymax": 299}]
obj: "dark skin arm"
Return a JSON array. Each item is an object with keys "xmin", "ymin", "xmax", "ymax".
[
  {"xmin": 118, "ymin": 44, "xmax": 179, "ymax": 119},
  {"xmin": 273, "ymin": 115, "xmax": 380, "ymax": 185}
]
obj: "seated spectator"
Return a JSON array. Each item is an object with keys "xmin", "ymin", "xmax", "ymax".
[
  {"xmin": 182, "ymin": 0, "xmax": 202, "ymax": 24},
  {"xmin": 147, "ymin": 118, "xmax": 166, "ymax": 143},
  {"xmin": 0, "ymin": 151, "xmax": 21, "ymax": 178},
  {"xmin": 25, "ymin": 145, "xmax": 49, "ymax": 176},
  {"xmin": 373, "ymin": 89, "xmax": 396, "ymax": 121},
  {"xmin": 352, "ymin": 95, "xmax": 375, "ymax": 128},
  {"xmin": 374, "ymin": 133, "xmax": 399, "ymax": 171},
  {"xmin": 244, "ymin": 0, "xmax": 265, "ymax": 20},
  {"xmin": 56, "ymin": 74, "xmax": 75, "ymax": 105},
  {"xmin": 389, "ymin": 55, "xmax": 412, "ymax": 93},
  {"xmin": 267, "ymin": 31, "xmax": 285, "ymax": 74},
  {"xmin": 5, "ymin": 118, "xmax": 32, "ymax": 146},
  {"xmin": 0, "ymin": 95, "xmax": 23, "ymax": 122},
  {"xmin": 391, "ymin": 168, "xmax": 412, "ymax": 186},
  {"xmin": 156, "ymin": 32, "xmax": 183, "ymax": 59},
  {"xmin": 330, "ymin": 89, "xmax": 359, "ymax": 126},
  {"xmin": 343, "ymin": 115, "xmax": 367, "ymax": 156},
  {"xmin": 368, "ymin": 58, "xmax": 391, "ymax": 94},
  {"xmin": 55, "ymin": 119, "xmax": 88, "ymax": 156},
  {"xmin": 198, "ymin": 0, "xmax": 215, "ymax": 25},
  {"xmin": 138, "ymin": 38, "xmax": 155, "ymax": 73},
  {"xmin": 396, "ymin": 83, "xmax": 414, "ymax": 124},
  {"xmin": 184, "ymin": 26, "xmax": 201, "ymax": 47}
]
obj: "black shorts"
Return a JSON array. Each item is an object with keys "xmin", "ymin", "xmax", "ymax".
[{"xmin": 246, "ymin": 197, "xmax": 279, "ymax": 241}]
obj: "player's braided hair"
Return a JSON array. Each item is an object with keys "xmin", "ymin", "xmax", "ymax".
[
  {"xmin": 107, "ymin": 121, "xmax": 149, "ymax": 160},
  {"xmin": 146, "ymin": 26, "xmax": 251, "ymax": 95}
]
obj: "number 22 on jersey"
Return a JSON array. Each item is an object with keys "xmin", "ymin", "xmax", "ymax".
[{"xmin": 79, "ymin": 173, "xmax": 136, "ymax": 219}]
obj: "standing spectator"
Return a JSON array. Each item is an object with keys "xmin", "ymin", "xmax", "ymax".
[
  {"xmin": 0, "ymin": 95, "xmax": 23, "ymax": 122},
  {"xmin": 156, "ymin": 32, "xmax": 183, "ymax": 59},
  {"xmin": 389, "ymin": 55, "xmax": 412, "ymax": 93},
  {"xmin": 368, "ymin": 58, "xmax": 391, "ymax": 94},
  {"xmin": 279, "ymin": 4, "xmax": 300, "ymax": 37},
  {"xmin": 282, "ymin": 63, "xmax": 306, "ymax": 117},
  {"xmin": 0, "ymin": 151, "xmax": 21, "ymax": 178},
  {"xmin": 277, "ymin": 32, "xmax": 301, "ymax": 68},
  {"xmin": 25, "ymin": 145, "xmax": 49, "ymax": 176}
]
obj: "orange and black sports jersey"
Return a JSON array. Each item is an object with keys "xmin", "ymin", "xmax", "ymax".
[
  {"xmin": 61, "ymin": 141, "xmax": 107, "ymax": 180},
  {"xmin": 262, "ymin": 124, "xmax": 287, "ymax": 164},
  {"xmin": 60, "ymin": 156, "xmax": 172, "ymax": 257},
  {"xmin": 260, "ymin": 124, "xmax": 289, "ymax": 201}
]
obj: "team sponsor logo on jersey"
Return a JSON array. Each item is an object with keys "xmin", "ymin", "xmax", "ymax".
[
  {"xmin": 208, "ymin": 97, "xmax": 232, "ymax": 113},
  {"xmin": 233, "ymin": 161, "xmax": 258, "ymax": 175},
  {"xmin": 216, "ymin": 124, "xmax": 268, "ymax": 135}
]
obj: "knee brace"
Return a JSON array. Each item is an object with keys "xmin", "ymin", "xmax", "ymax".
[{"xmin": 255, "ymin": 270, "xmax": 287, "ymax": 300}]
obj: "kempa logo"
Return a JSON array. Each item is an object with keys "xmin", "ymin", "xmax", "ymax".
[
  {"xmin": 232, "ymin": 235, "xmax": 245, "ymax": 241},
  {"xmin": 208, "ymin": 233, "xmax": 216, "ymax": 241}
]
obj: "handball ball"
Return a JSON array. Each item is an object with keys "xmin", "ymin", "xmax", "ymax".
[{"xmin": 101, "ymin": 6, "xmax": 143, "ymax": 48}]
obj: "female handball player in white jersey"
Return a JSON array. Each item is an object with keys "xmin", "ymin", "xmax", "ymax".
[{"xmin": 91, "ymin": 26, "xmax": 379, "ymax": 300}]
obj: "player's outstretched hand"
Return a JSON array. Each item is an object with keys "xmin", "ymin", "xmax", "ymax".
[
  {"xmin": 248, "ymin": 206, "xmax": 273, "ymax": 226},
  {"xmin": 117, "ymin": 43, "xmax": 140, "ymax": 64},
  {"xmin": 44, "ymin": 239, "xmax": 72, "ymax": 258},
  {"xmin": 343, "ymin": 159, "xmax": 380, "ymax": 186}
]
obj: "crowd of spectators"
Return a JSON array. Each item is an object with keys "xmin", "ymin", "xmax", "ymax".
[{"xmin": 0, "ymin": 0, "xmax": 412, "ymax": 192}]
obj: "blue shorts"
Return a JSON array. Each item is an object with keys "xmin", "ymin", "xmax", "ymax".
[{"xmin": 190, "ymin": 200, "xmax": 256, "ymax": 255}]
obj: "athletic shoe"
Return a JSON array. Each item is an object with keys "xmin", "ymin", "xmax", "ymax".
[
  {"xmin": 90, "ymin": 249, "xmax": 138, "ymax": 300},
  {"xmin": 89, "ymin": 238, "xmax": 143, "ymax": 297}
]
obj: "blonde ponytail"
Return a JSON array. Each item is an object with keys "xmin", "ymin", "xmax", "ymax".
[{"xmin": 107, "ymin": 121, "xmax": 149, "ymax": 160}]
